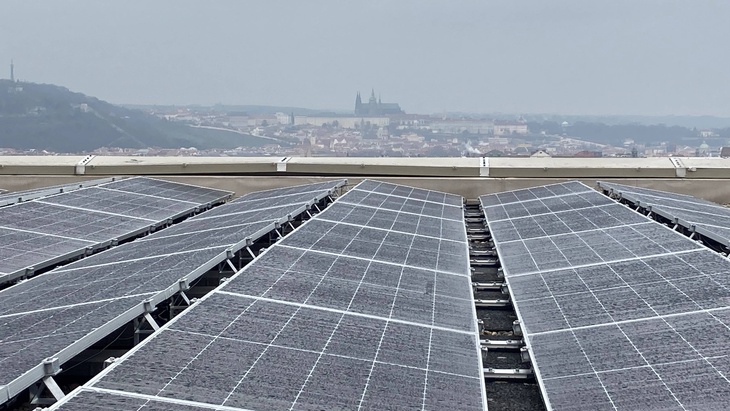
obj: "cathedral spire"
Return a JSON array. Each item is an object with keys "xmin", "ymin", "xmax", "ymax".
[{"xmin": 355, "ymin": 91, "xmax": 362, "ymax": 113}]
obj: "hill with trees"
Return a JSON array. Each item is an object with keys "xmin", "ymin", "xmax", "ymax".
[{"xmin": 0, "ymin": 80, "xmax": 269, "ymax": 152}]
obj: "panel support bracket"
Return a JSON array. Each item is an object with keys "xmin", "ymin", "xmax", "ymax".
[
  {"xmin": 479, "ymin": 157, "xmax": 489, "ymax": 177},
  {"xmin": 276, "ymin": 156, "xmax": 292, "ymax": 172},
  {"xmin": 669, "ymin": 157, "xmax": 687, "ymax": 178},
  {"xmin": 74, "ymin": 155, "xmax": 95, "ymax": 175}
]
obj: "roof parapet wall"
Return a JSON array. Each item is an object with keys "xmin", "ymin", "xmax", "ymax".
[{"xmin": 0, "ymin": 156, "xmax": 729, "ymax": 179}]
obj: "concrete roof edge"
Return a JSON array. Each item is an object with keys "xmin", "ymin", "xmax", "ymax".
[{"xmin": 0, "ymin": 156, "xmax": 728, "ymax": 179}]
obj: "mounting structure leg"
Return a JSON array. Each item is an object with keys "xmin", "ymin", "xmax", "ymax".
[
  {"xmin": 144, "ymin": 313, "xmax": 160, "ymax": 331},
  {"xmin": 314, "ymin": 204, "xmax": 322, "ymax": 213},
  {"xmin": 42, "ymin": 376, "xmax": 65, "ymax": 401},
  {"xmin": 226, "ymin": 259, "xmax": 238, "ymax": 272},
  {"xmin": 246, "ymin": 246, "xmax": 256, "ymax": 259},
  {"xmin": 179, "ymin": 291, "xmax": 191, "ymax": 306}
]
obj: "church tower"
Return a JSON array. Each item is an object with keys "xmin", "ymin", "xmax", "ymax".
[{"xmin": 355, "ymin": 92, "xmax": 362, "ymax": 114}]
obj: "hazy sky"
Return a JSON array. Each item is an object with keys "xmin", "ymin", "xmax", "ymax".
[{"xmin": 2, "ymin": 1, "xmax": 729, "ymax": 116}]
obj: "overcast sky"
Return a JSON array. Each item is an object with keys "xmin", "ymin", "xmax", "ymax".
[{"xmin": 2, "ymin": 1, "xmax": 729, "ymax": 116}]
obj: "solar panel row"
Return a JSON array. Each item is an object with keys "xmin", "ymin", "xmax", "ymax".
[
  {"xmin": 49, "ymin": 180, "xmax": 487, "ymax": 411},
  {"xmin": 0, "ymin": 180, "xmax": 345, "ymax": 405},
  {"xmin": 0, "ymin": 177, "xmax": 115, "ymax": 207},
  {"xmin": 598, "ymin": 181, "xmax": 730, "ymax": 248},
  {"xmin": 482, "ymin": 181, "xmax": 730, "ymax": 410},
  {"xmin": 0, "ymin": 177, "xmax": 232, "ymax": 285}
]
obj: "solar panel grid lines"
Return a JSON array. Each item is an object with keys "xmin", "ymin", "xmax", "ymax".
[
  {"xmin": 0, "ymin": 177, "xmax": 235, "ymax": 285},
  {"xmin": 95, "ymin": 184, "xmax": 198, "ymax": 206},
  {"xmin": 481, "ymin": 181, "xmax": 730, "ymax": 410},
  {"xmin": 52, "ymin": 179, "xmax": 486, "ymax": 411},
  {"xmin": 145, "ymin": 205, "xmax": 307, "ymax": 241},
  {"xmin": 0, "ymin": 180, "xmax": 344, "ymax": 406},
  {"xmin": 353, "ymin": 180, "xmax": 464, "ymax": 207},
  {"xmin": 98, "ymin": 176, "xmax": 233, "ymax": 205},
  {"xmin": 482, "ymin": 191, "xmax": 619, "ymax": 223},
  {"xmin": 37, "ymin": 188, "xmax": 196, "ymax": 222},
  {"xmin": 0, "ymin": 177, "xmax": 116, "ymax": 208},
  {"xmin": 597, "ymin": 181, "xmax": 730, "ymax": 251},
  {"xmin": 597, "ymin": 182, "xmax": 718, "ymax": 205},
  {"xmin": 195, "ymin": 180, "xmax": 345, "ymax": 221},
  {"xmin": 480, "ymin": 181, "xmax": 595, "ymax": 207},
  {"xmin": 51, "ymin": 387, "xmax": 259, "ymax": 411},
  {"xmin": 233, "ymin": 179, "xmax": 347, "ymax": 202}
]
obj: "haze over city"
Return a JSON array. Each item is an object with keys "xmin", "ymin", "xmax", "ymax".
[{"xmin": 2, "ymin": 0, "xmax": 729, "ymax": 116}]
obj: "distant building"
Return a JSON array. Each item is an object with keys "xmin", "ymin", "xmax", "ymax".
[
  {"xmin": 493, "ymin": 117, "xmax": 528, "ymax": 136},
  {"xmin": 355, "ymin": 90, "xmax": 403, "ymax": 116},
  {"xmin": 275, "ymin": 112, "xmax": 294, "ymax": 125},
  {"xmin": 430, "ymin": 119, "xmax": 494, "ymax": 134},
  {"xmin": 574, "ymin": 150, "xmax": 603, "ymax": 158},
  {"xmin": 294, "ymin": 115, "xmax": 390, "ymax": 129}
]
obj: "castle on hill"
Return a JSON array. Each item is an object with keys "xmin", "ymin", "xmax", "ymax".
[{"xmin": 354, "ymin": 89, "xmax": 403, "ymax": 116}]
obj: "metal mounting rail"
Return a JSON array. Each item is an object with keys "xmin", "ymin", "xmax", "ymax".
[
  {"xmin": 472, "ymin": 281, "xmax": 504, "ymax": 291},
  {"xmin": 475, "ymin": 298, "xmax": 511, "ymax": 308},
  {"xmin": 480, "ymin": 339, "xmax": 523, "ymax": 350},
  {"xmin": 470, "ymin": 258, "xmax": 499, "ymax": 267},
  {"xmin": 467, "ymin": 233, "xmax": 491, "ymax": 241},
  {"xmin": 469, "ymin": 249, "xmax": 496, "ymax": 257},
  {"xmin": 483, "ymin": 368, "xmax": 534, "ymax": 380},
  {"xmin": 469, "ymin": 246, "xmax": 497, "ymax": 257}
]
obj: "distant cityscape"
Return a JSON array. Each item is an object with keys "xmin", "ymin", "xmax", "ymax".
[
  {"xmin": 1, "ymin": 65, "xmax": 729, "ymax": 157},
  {"xmin": 83, "ymin": 90, "xmax": 725, "ymax": 159}
]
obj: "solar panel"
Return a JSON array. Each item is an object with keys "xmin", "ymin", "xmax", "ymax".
[
  {"xmin": 480, "ymin": 181, "xmax": 593, "ymax": 207},
  {"xmin": 100, "ymin": 177, "xmax": 231, "ymax": 204},
  {"xmin": 193, "ymin": 180, "xmax": 345, "ymax": 220},
  {"xmin": 481, "ymin": 181, "xmax": 730, "ymax": 410},
  {"xmin": 0, "ymin": 177, "xmax": 115, "ymax": 207},
  {"xmin": 0, "ymin": 181, "xmax": 342, "ymax": 406},
  {"xmin": 51, "ymin": 179, "xmax": 487, "ymax": 411},
  {"xmin": 0, "ymin": 177, "xmax": 232, "ymax": 285},
  {"xmin": 234, "ymin": 179, "xmax": 347, "ymax": 201},
  {"xmin": 337, "ymin": 188, "xmax": 464, "ymax": 221},
  {"xmin": 598, "ymin": 181, "xmax": 730, "ymax": 247}
]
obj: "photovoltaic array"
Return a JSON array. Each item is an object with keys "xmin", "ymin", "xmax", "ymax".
[
  {"xmin": 598, "ymin": 181, "xmax": 730, "ymax": 248},
  {"xmin": 0, "ymin": 180, "xmax": 345, "ymax": 405},
  {"xmin": 50, "ymin": 180, "xmax": 488, "ymax": 411},
  {"xmin": 0, "ymin": 177, "xmax": 232, "ymax": 284},
  {"xmin": 481, "ymin": 181, "xmax": 730, "ymax": 410},
  {"xmin": 0, "ymin": 177, "xmax": 115, "ymax": 207}
]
